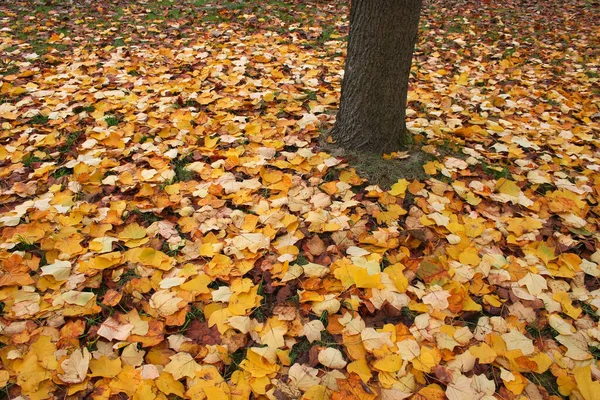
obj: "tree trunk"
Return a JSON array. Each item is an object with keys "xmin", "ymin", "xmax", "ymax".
[{"xmin": 331, "ymin": 0, "xmax": 422, "ymax": 154}]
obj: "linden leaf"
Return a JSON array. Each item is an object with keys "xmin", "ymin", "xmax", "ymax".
[
  {"xmin": 303, "ymin": 320, "xmax": 325, "ymax": 343},
  {"xmin": 288, "ymin": 364, "xmax": 321, "ymax": 391},
  {"xmin": 318, "ymin": 348, "xmax": 347, "ymax": 369}
]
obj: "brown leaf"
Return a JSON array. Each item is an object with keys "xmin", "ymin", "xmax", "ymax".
[
  {"xmin": 304, "ymin": 235, "xmax": 326, "ymax": 256},
  {"xmin": 185, "ymin": 320, "xmax": 221, "ymax": 345}
]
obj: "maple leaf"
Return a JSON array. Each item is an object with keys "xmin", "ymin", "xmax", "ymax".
[
  {"xmin": 0, "ymin": 1, "xmax": 598, "ymax": 398},
  {"xmin": 164, "ymin": 352, "xmax": 201, "ymax": 380},
  {"xmin": 288, "ymin": 364, "xmax": 321, "ymax": 391}
]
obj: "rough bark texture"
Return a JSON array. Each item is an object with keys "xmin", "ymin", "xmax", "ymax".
[{"xmin": 331, "ymin": 0, "xmax": 422, "ymax": 153}]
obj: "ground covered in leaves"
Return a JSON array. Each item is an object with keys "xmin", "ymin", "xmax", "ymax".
[{"xmin": 0, "ymin": 0, "xmax": 599, "ymax": 399}]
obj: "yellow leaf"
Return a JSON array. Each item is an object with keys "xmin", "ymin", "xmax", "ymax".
[
  {"xmin": 383, "ymin": 263, "xmax": 408, "ymax": 292},
  {"xmin": 557, "ymin": 253, "xmax": 582, "ymax": 275},
  {"xmin": 0, "ymin": 370, "xmax": 8, "ymax": 388},
  {"xmin": 411, "ymin": 346, "xmax": 440, "ymax": 373},
  {"xmin": 259, "ymin": 318, "xmax": 288, "ymax": 348},
  {"xmin": 119, "ymin": 223, "xmax": 147, "ymax": 240},
  {"xmin": 458, "ymin": 246, "xmax": 481, "ymax": 266},
  {"xmin": 527, "ymin": 352, "xmax": 553, "ymax": 374},
  {"xmin": 40, "ymin": 260, "xmax": 72, "ymax": 281},
  {"xmin": 347, "ymin": 359, "xmax": 372, "ymax": 383},
  {"xmin": 373, "ymin": 354, "xmax": 402, "ymax": 372},
  {"xmin": 303, "ymin": 385, "xmax": 331, "ymax": 400},
  {"xmin": 13, "ymin": 352, "xmax": 50, "ymax": 394},
  {"xmin": 208, "ymin": 307, "xmax": 234, "ymax": 334},
  {"xmin": 180, "ymin": 274, "xmax": 212, "ymax": 294},
  {"xmin": 503, "ymin": 370, "xmax": 527, "ymax": 395},
  {"xmin": 230, "ymin": 370, "xmax": 252, "ymax": 400},
  {"xmin": 133, "ymin": 382, "xmax": 156, "ymax": 400},
  {"xmin": 557, "ymin": 374, "xmax": 577, "ymax": 396},
  {"xmin": 553, "ymin": 291, "xmax": 582, "ymax": 319},
  {"xmin": 80, "ymin": 251, "xmax": 122, "ymax": 271},
  {"xmin": 229, "ymin": 286, "xmax": 262, "ymax": 316},
  {"xmin": 469, "ymin": 343, "xmax": 496, "ymax": 364},
  {"xmin": 456, "ymin": 71, "xmax": 469, "ymax": 85},
  {"xmin": 339, "ymin": 169, "xmax": 363, "ymax": 185},
  {"xmin": 124, "ymin": 247, "xmax": 173, "ymax": 271},
  {"xmin": 185, "ymin": 365, "xmax": 230, "ymax": 400},
  {"xmin": 495, "ymin": 178, "xmax": 521, "ymax": 197},
  {"xmin": 89, "ymin": 356, "xmax": 122, "ymax": 378},
  {"xmin": 109, "ymin": 365, "xmax": 141, "ymax": 397},
  {"xmin": 204, "ymin": 135, "xmax": 219, "ymax": 149},
  {"xmin": 334, "ymin": 261, "xmax": 382, "ymax": 289},
  {"xmin": 573, "ymin": 365, "xmax": 600, "ymax": 400},
  {"xmin": 423, "ymin": 161, "xmax": 439, "ymax": 175},
  {"xmin": 239, "ymin": 348, "xmax": 280, "ymax": 378},
  {"xmin": 389, "ymin": 179, "xmax": 409, "ymax": 197},
  {"xmin": 375, "ymin": 204, "xmax": 407, "ymax": 225},
  {"xmin": 483, "ymin": 294, "xmax": 503, "ymax": 308},
  {"xmin": 164, "ymin": 352, "xmax": 200, "ymax": 380}
]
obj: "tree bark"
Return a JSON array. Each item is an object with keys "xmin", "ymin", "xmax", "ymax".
[{"xmin": 331, "ymin": 0, "xmax": 422, "ymax": 153}]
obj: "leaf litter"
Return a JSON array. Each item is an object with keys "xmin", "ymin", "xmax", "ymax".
[{"xmin": 0, "ymin": 0, "xmax": 599, "ymax": 399}]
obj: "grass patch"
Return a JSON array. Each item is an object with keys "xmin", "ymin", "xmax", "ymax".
[
  {"xmin": 295, "ymin": 254, "xmax": 309, "ymax": 266},
  {"xmin": 22, "ymin": 154, "xmax": 43, "ymax": 168},
  {"xmin": 324, "ymin": 145, "xmax": 433, "ymax": 189},
  {"xmin": 526, "ymin": 321, "xmax": 559, "ymax": 340},
  {"xmin": 580, "ymin": 302, "xmax": 600, "ymax": 322},
  {"xmin": 29, "ymin": 114, "xmax": 49, "ymax": 125},
  {"xmin": 104, "ymin": 115, "xmax": 121, "ymax": 127},
  {"xmin": 59, "ymin": 131, "xmax": 83, "ymax": 154},
  {"xmin": 446, "ymin": 23, "xmax": 465, "ymax": 33},
  {"xmin": 289, "ymin": 337, "xmax": 312, "ymax": 364},
  {"xmin": 525, "ymin": 371, "xmax": 564, "ymax": 398},
  {"xmin": 113, "ymin": 38, "xmax": 126, "ymax": 47},
  {"xmin": 250, "ymin": 280, "xmax": 272, "ymax": 323},
  {"xmin": 222, "ymin": 348, "xmax": 246, "ymax": 380},
  {"xmin": 130, "ymin": 208, "xmax": 163, "ymax": 225},
  {"xmin": 590, "ymin": 345, "xmax": 600, "ymax": 360},
  {"xmin": 180, "ymin": 305, "xmax": 205, "ymax": 332},
  {"xmin": 317, "ymin": 26, "xmax": 336, "ymax": 44},
  {"xmin": 117, "ymin": 268, "xmax": 141, "ymax": 288},
  {"xmin": 52, "ymin": 167, "xmax": 72, "ymax": 179},
  {"xmin": 480, "ymin": 161, "xmax": 511, "ymax": 180},
  {"xmin": 0, "ymin": 65, "xmax": 19, "ymax": 76},
  {"xmin": 13, "ymin": 236, "xmax": 38, "ymax": 252},
  {"xmin": 171, "ymin": 155, "xmax": 195, "ymax": 182},
  {"xmin": 73, "ymin": 105, "xmax": 95, "ymax": 114}
]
